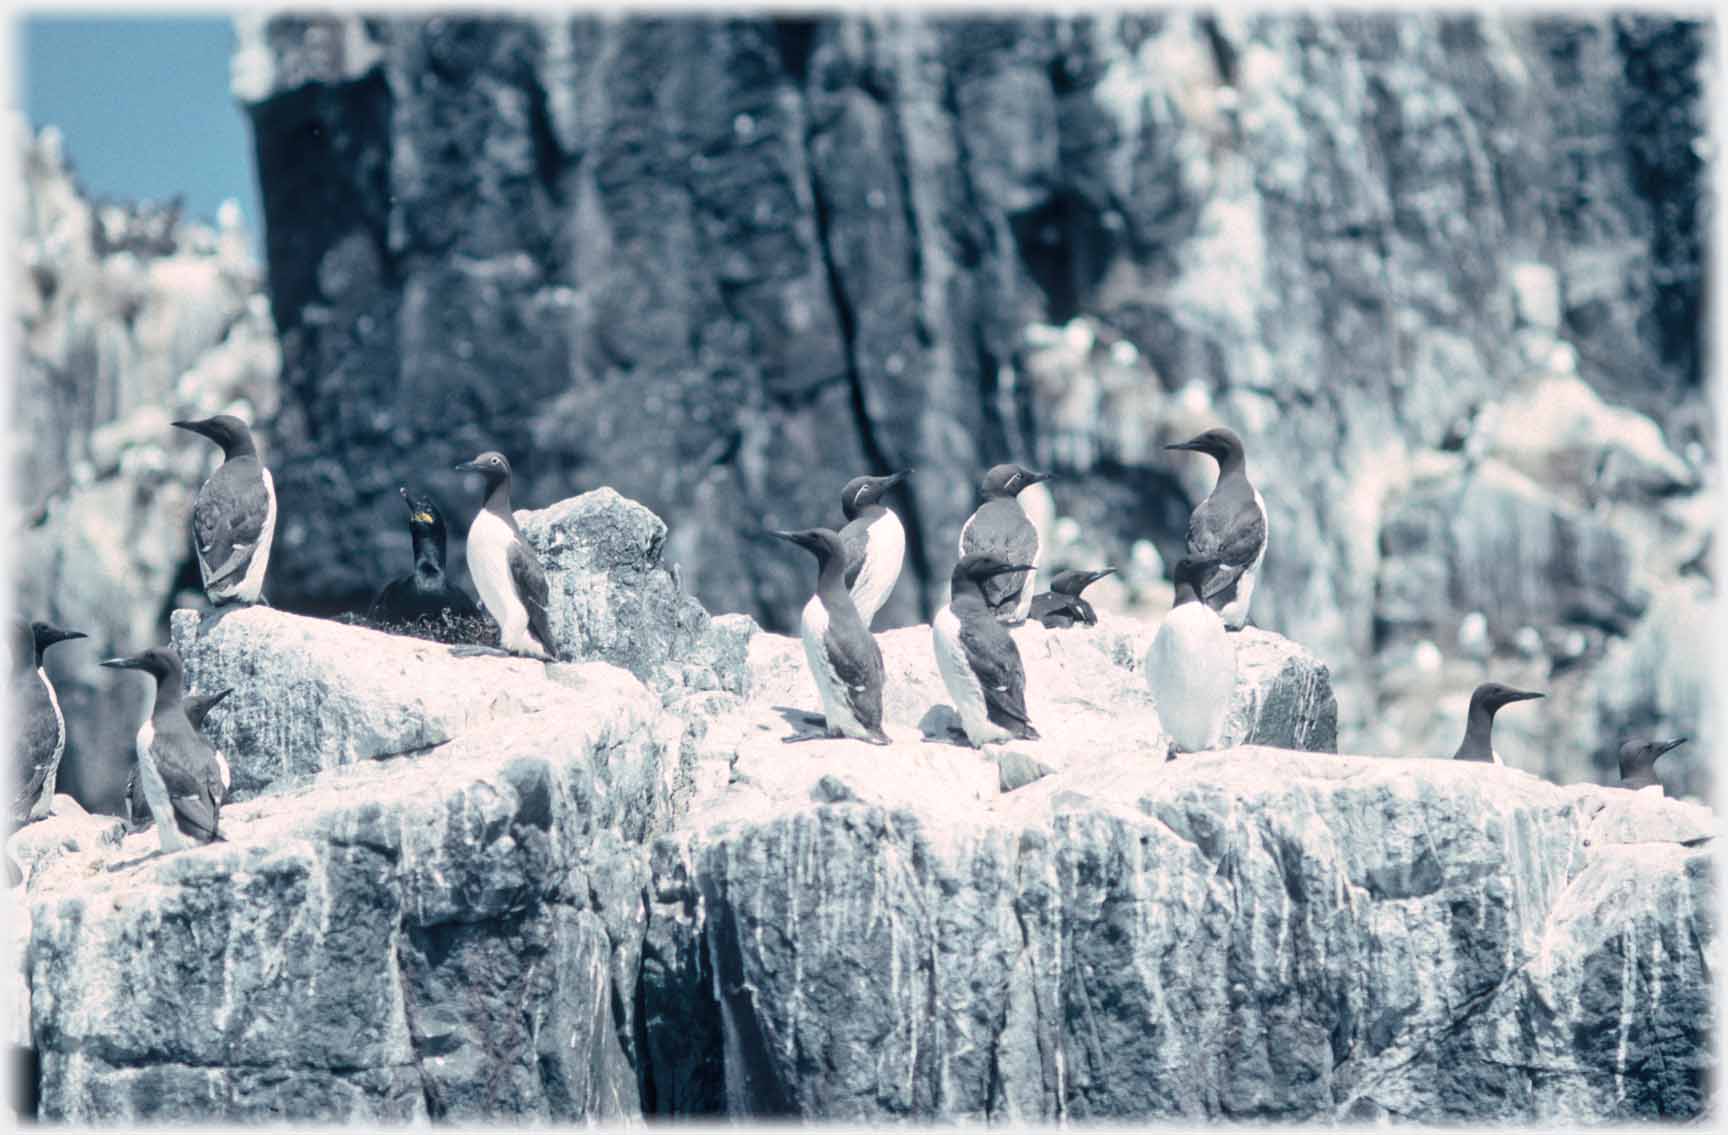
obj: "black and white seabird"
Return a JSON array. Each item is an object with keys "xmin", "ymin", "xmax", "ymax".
[
  {"xmin": 1028, "ymin": 568, "xmax": 1117, "ymax": 629},
  {"xmin": 453, "ymin": 452, "xmax": 556, "ymax": 660},
  {"xmin": 1618, "ymin": 737, "xmax": 1687, "ymax": 794},
  {"xmin": 101, "ymin": 647, "xmax": 226, "ymax": 851},
  {"xmin": 11, "ymin": 620, "xmax": 87, "ymax": 825},
  {"xmin": 1166, "ymin": 428, "xmax": 1267, "ymax": 631},
  {"xmin": 125, "ymin": 687, "xmax": 232, "ymax": 833},
  {"xmin": 958, "ymin": 464, "xmax": 1051, "ymax": 624},
  {"xmin": 368, "ymin": 485, "xmax": 482, "ymax": 629},
  {"xmin": 1144, "ymin": 558, "xmax": 1235, "ymax": 756},
  {"xmin": 773, "ymin": 527, "xmax": 890, "ymax": 745},
  {"xmin": 837, "ymin": 470, "xmax": 910, "ymax": 628},
  {"xmin": 933, "ymin": 554, "xmax": 1040, "ymax": 747},
  {"xmin": 174, "ymin": 414, "xmax": 277, "ymax": 606},
  {"xmin": 1452, "ymin": 682, "xmax": 1545, "ymax": 764}
]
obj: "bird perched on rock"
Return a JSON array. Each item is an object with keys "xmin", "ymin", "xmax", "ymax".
[
  {"xmin": 837, "ymin": 470, "xmax": 910, "ymax": 628},
  {"xmin": 453, "ymin": 451, "xmax": 556, "ymax": 660},
  {"xmin": 1145, "ymin": 558, "xmax": 1235, "ymax": 757},
  {"xmin": 1452, "ymin": 682, "xmax": 1545, "ymax": 764},
  {"xmin": 773, "ymin": 527, "xmax": 889, "ymax": 745},
  {"xmin": 101, "ymin": 647, "xmax": 227, "ymax": 851},
  {"xmin": 369, "ymin": 485, "xmax": 482, "ymax": 630},
  {"xmin": 1166, "ymin": 428, "xmax": 1267, "ymax": 630},
  {"xmin": 174, "ymin": 414, "xmax": 277, "ymax": 606},
  {"xmin": 1028, "ymin": 568, "xmax": 1116, "ymax": 629},
  {"xmin": 11, "ymin": 620, "xmax": 86, "ymax": 825},
  {"xmin": 959, "ymin": 464, "xmax": 1051, "ymax": 624},
  {"xmin": 933, "ymin": 554, "xmax": 1040, "ymax": 747},
  {"xmin": 125, "ymin": 687, "xmax": 232, "ymax": 833},
  {"xmin": 1618, "ymin": 737, "xmax": 1687, "ymax": 794}
]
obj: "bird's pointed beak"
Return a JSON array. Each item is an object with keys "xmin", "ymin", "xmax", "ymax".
[
  {"xmin": 100, "ymin": 656, "xmax": 144, "ymax": 671},
  {"xmin": 1508, "ymin": 689, "xmax": 1546, "ymax": 703},
  {"xmin": 453, "ymin": 460, "xmax": 481, "ymax": 474},
  {"xmin": 984, "ymin": 562, "xmax": 1037, "ymax": 579},
  {"xmin": 171, "ymin": 419, "xmax": 211, "ymax": 439},
  {"xmin": 882, "ymin": 470, "xmax": 911, "ymax": 489},
  {"xmin": 1027, "ymin": 471, "xmax": 1054, "ymax": 485},
  {"xmin": 1094, "ymin": 567, "xmax": 1119, "ymax": 583},
  {"xmin": 46, "ymin": 628, "xmax": 88, "ymax": 645},
  {"xmin": 1657, "ymin": 737, "xmax": 1690, "ymax": 756},
  {"xmin": 1165, "ymin": 440, "xmax": 1199, "ymax": 452},
  {"xmin": 769, "ymin": 529, "xmax": 802, "ymax": 546}
]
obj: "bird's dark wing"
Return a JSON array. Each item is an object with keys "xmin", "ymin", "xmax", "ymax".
[
  {"xmin": 1187, "ymin": 496, "xmax": 1266, "ymax": 601},
  {"xmin": 839, "ymin": 519, "xmax": 868, "ymax": 590},
  {"xmin": 441, "ymin": 585, "xmax": 482, "ymax": 619},
  {"xmin": 1029, "ymin": 592, "xmax": 1080, "ymax": 628},
  {"xmin": 125, "ymin": 767, "xmax": 151, "ymax": 831},
  {"xmin": 368, "ymin": 577, "xmax": 413, "ymax": 622},
  {"xmin": 825, "ymin": 625, "xmax": 886, "ymax": 731},
  {"xmin": 508, "ymin": 538, "xmax": 557, "ymax": 657},
  {"xmin": 964, "ymin": 503, "xmax": 1038, "ymax": 612},
  {"xmin": 13, "ymin": 679, "xmax": 58, "ymax": 822},
  {"xmin": 958, "ymin": 618, "xmax": 1035, "ymax": 734},
  {"xmin": 193, "ymin": 458, "xmax": 270, "ymax": 587},
  {"xmin": 150, "ymin": 726, "xmax": 224, "ymax": 843}
]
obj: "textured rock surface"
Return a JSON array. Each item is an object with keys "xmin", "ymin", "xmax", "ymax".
[
  {"xmin": 16, "ymin": 518, "xmax": 1713, "ymax": 1121},
  {"xmin": 12, "ymin": 123, "xmax": 280, "ymax": 814},
  {"xmin": 228, "ymin": 11, "xmax": 1713, "ymax": 804}
]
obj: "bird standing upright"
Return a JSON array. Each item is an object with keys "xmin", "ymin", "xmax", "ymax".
[
  {"xmin": 125, "ymin": 686, "xmax": 233, "ymax": 834},
  {"xmin": 1145, "ymin": 558, "xmax": 1235, "ymax": 757},
  {"xmin": 11, "ymin": 620, "xmax": 87, "ymax": 824},
  {"xmin": 773, "ymin": 527, "xmax": 890, "ymax": 745},
  {"xmin": 101, "ymin": 646, "xmax": 227, "ymax": 852},
  {"xmin": 1452, "ymin": 682, "xmax": 1545, "ymax": 764},
  {"xmin": 369, "ymin": 485, "xmax": 482, "ymax": 629},
  {"xmin": 1166, "ymin": 428, "xmax": 1267, "ymax": 630},
  {"xmin": 453, "ymin": 452, "xmax": 556, "ymax": 660},
  {"xmin": 837, "ymin": 470, "xmax": 910, "ymax": 628},
  {"xmin": 932, "ymin": 554, "xmax": 1040, "ymax": 747},
  {"xmin": 958, "ymin": 464, "xmax": 1051, "ymax": 624},
  {"xmin": 1618, "ymin": 737, "xmax": 1687, "ymax": 793},
  {"xmin": 174, "ymin": 414, "xmax": 277, "ymax": 606},
  {"xmin": 1028, "ymin": 567, "xmax": 1117, "ymax": 628}
]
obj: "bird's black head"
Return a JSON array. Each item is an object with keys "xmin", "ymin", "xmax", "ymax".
[
  {"xmin": 185, "ymin": 686, "xmax": 235, "ymax": 730},
  {"xmin": 771, "ymin": 527, "xmax": 845, "ymax": 569},
  {"xmin": 399, "ymin": 484, "xmax": 448, "ymax": 540},
  {"xmin": 1166, "ymin": 427, "xmax": 1246, "ymax": 471},
  {"xmin": 1618, "ymin": 736, "xmax": 1687, "ymax": 776},
  {"xmin": 951, "ymin": 553, "xmax": 1036, "ymax": 596},
  {"xmin": 172, "ymin": 414, "xmax": 257, "ymax": 459},
  {"xmin": 1169, "ymin": 557, "xmax": 1214, "ymax": 604},
  {"xmin": 453, "ymin": 451, "xmax": 513, "ymax": 488},
  {"xmin": 1050, "ymin": 567, "xmax": 1115, "ymax": 597},
  {"xmin": 840, "ymin": 470, "xmax": 911, "ymax": 520},
  {"xmin": 16, "ymin": 620, "xmax": 86, "ymax": 669},
  {"xmin": 1469, "ymin": 682, "xmax": 1546, "ymax": 715},
  {"xmin": 980, "ymin": 464, "xmax": 1051, "ymax": 500},
  {"xmin": 100, "ymin": 645, "xmax": 183, "ymax": 684}
]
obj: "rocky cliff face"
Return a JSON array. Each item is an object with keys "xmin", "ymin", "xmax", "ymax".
[
  {"xmin": 230, "ymin": 11, "xmax": 1713, "ymax": 798},
  {"xmin": 11, "ymin": 489, "xmax": 1712, "ymax": 1123},
  {"xmin": 11, "ymin": 122, "xmax": 280, "ymax": 814}
]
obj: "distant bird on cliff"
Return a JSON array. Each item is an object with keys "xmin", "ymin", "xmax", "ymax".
[
  {"xmin": 1028, "ymin": 568, "xmax": 1117, "ymax": 629},
  {"xmin": 101, "ymin": 646, "xmax": 226, "ymax": 851},
  {"xmin": 1451, "ymin": 682, "xmax": 1545, "ymax": 764},
  {"xmin": 125, "ymin": 687, "xmax": 232, "ymax": 834},
  {"xmin": 1166, "ymin": 428, "xmax": 1267, "ymax": 630},
  {"xmin": 959, "ymin": 464, "xmax": 1051, "ymax": 624},
  {"xmin": 1145, "ymin": 558, "xmax": 1235, "ymax": 757},
  {"xmin": 453, "ymin": 452, "xmax": 556, "ymax": 660},
  {"xmin": 369, "ymin": 485, "xmax": 482, "ymax": 630},
  {"xmin": 773, "ymin": 527, "xmax": 890, "ymax": 745},
  {"xmin": 1618, "ymin": 737, "xmax": 1687, "ymax": 794},
  {"xmin": 933, "ymin": 554, "xmax": 1040, "ymax": 748},
  {"xmin": 11, "ymin": 620, "xmax": 86, "ymax": 825},
  {"xmin": 837, "ymin": 470, "xmax": 910, "ymax": 628},
  {"xmin": 174, "ymin": 414, "xmax": 277, "ymax": 607}
]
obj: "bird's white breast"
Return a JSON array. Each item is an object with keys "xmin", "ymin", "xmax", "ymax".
[
  {"xmin": 33, "ymin": 668, "xmax": 64, "ymax": 817},
  {"xmin": 1146, "ymin": 603, "xmax": 1236, "ymax": 752},
  {"xmin": 235, "ymin": 468, "xmax": 278, "ymax": 602},
  {"xmin": 134, "ymin": 720, "xmax": 188, "ymax": 851},
  {"xmin": 932, "ymin": 606, "xmax": 1009, "ymax": 745},
  {"xmin": 800, "ymin": 595, "xmax": 865, "ymax": 736},
  {"xmin": 851, "ymin": 510, "xmax": 905, "ymax": 626},
  {"xmin": 467, "ymin": 510, "xmax": 527, "ymax": 620}
]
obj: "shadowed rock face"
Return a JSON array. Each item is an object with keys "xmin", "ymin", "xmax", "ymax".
[{"xmin": 13, "ymin": 489, "xmax": 1713, "ymax": 1123}]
